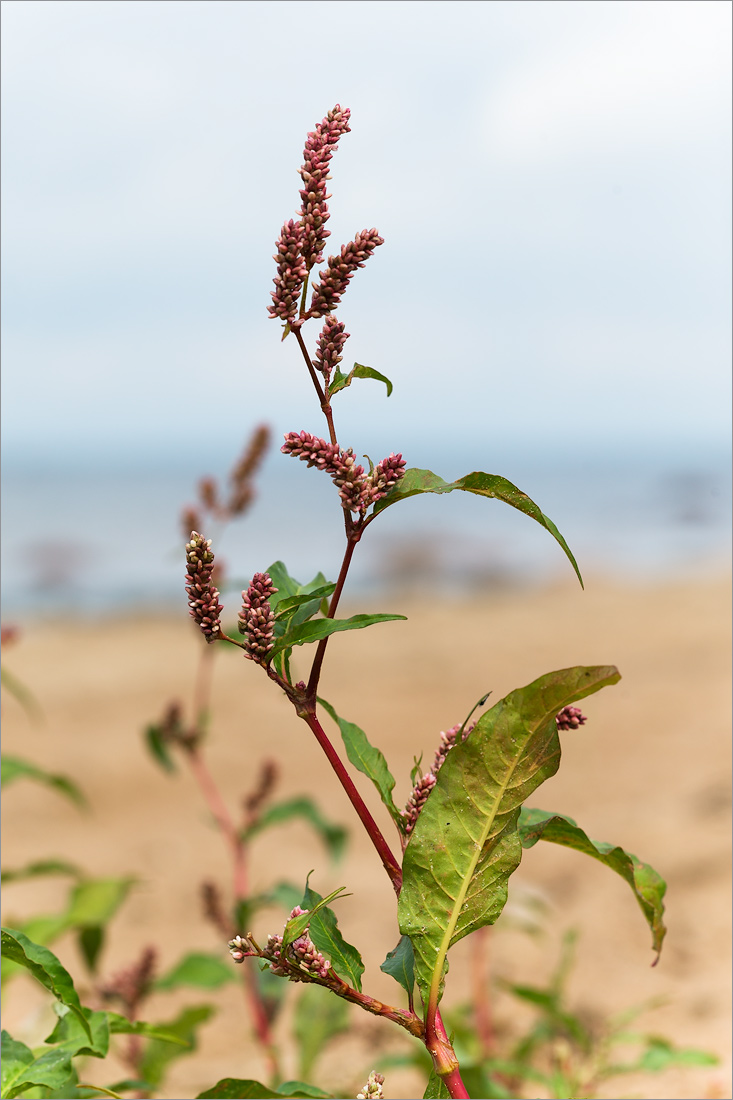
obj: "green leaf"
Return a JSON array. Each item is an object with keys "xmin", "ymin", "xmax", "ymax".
[
  {"xmin": 243, "ymin": 797, "xmax": 347, "ymax": 862},
  {"xmin": 0, "ymin": 929, "xmax": 91, "ymax": 1040},
  {"xmin": 0, "ymin": 756, "xmax": 88, "ymax": 809},
  {"xmin": 277, "ymin": 1084, "xmax": 331, "ymax": 1099},
  {"xmin": 1, "ymin": 860, "xmax": 83, "ymax": 885},
  {"xmin": 281, "ymin": 886, "xmax": 349, "ymax": 954},
  {"xmin": 635, "ymin": 1036, "xmax": 719, "ymax": 1072},
  {"xmin": 423, "ymin": 1068, "xmax": 451, "ymax": 1098},
  {"xmin": 371, "ymin": 468, "xmax": 583, "ymax": 587},
  {"xmin": 1, "ymin": 1040, "xmax": 74, "ymax": 1098},
  {"xmin": 138, "ymin": 1005, "xmax": 213, "ymax": 1090},
  {"xmin": 196, "ymin": 1081, "xmax": 328, "ymax": 1099},
  {"xmin": 106, "ymin": 1014, "xmax": 189, "ymax": 1045},
  {"xmin": 329, "ymin": 362, "xmax": 393, "ymax": 397},
  {"xmin": 144, "ymin": 724, "xmax": 177, "ymax": 773},
  {"xmin": 301, "ymin": 879, "xmax": 364, "ymax": 991},
  {"xmin": 318, "ymin": 699, "xmax": 403, "ymax": 832},
  {"xmin": 78, "ymin": 927, "xmax": 104, "ymax": 974},
  {"xmin": 155, "ymin": 953, "xmax": 236, "ymax": 991},
  {"xmin": 2, "ymin": 1031, "xmax": 35, "ymax": 1097},
  {"xmin": 66, "ymin": 878, "xmax": 135, "ymax": 928},
  {"xmin": 518, "ymin": 808, "xmax": 667, "ymax": 958},
  {"xmin": 398, "ymin": 665, "xmax": 620, "ymax": 1012},
  {"xmin": 270, "ymin": 613, "xmax": 406, "ymax": 661},
  {"xmin": 293, "ymin": 983, "xmax": 350, "ymax": 1082},
  {"xmin": 43, "ymin": 1006, "xmax": 110, "ymax": 1058},
  {"xmin": 380, "ymin": 935, "xmax": 415, "ymax": 1005},
  {"xmin": 0, "ymin": 667, "xmax": 43, "ymax": 724},
  {"xmin": 273, "ymin": 585, "xmax": 336, "ymax": 620}
]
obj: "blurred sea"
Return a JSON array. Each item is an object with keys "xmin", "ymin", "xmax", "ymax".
[{"xmin": 2, "ymin": 437, "xmax": 730, "ymax": 619}]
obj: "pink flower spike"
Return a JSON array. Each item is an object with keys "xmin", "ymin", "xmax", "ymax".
[
  {"xmin": 299, "ymin": 105, "xmax": 352, "ymax": 271},
  {"xmin": 268, "ymin": 219, "xmax": 307, "ymax": 324},
  {"xmin": 309, "ymin": 228, "xmax": 384, "ymax": 317}
]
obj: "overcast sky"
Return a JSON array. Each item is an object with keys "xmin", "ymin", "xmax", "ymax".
[{"xmin": 2, "ymin": 0, "xmax": 731, "ymax": 469}]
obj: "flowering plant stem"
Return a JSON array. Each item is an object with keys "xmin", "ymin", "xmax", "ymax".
[{"xmin": 184, "ymin": 105, "xmax": 667, "ymax": 1100}]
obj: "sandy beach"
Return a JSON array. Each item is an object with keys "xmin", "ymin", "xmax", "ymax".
[{"xmin": 2, "ymin": 572, "xmax": 730, "ymax": 1100}]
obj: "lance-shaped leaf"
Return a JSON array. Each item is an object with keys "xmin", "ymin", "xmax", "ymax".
[
  {"xmin": 423, "ymin": 1069, "xmax": 452, "ymax": 1099},
  {"xmin": 2, "ymin": 859, "xmax": 82, "ymax": 885},
  {"xmin": 0, "ymin": 666, "xmax": 43, "ymax": 724},
  {"xmin": 1, "ymin": 755, "xmax": 88, "ymax": 809},
  {"xmin": 281, "ymin": 886, "xmax": 349, "ymax": 954},
  {"xmin": 371, "ymin": 468, "xmax": 582, "ymax": 587},
  {"xmin": 301, "ymin": 878, "xmax": 365, "ymax": 991},
  {"xmin": 1, "ymin": 928, "xmax": 92, "ymax": 1040},
  {"xmin": 1, "ymin": 1030, "xmax": 76, "ymax": 1099},
  {"xmin": 242, "ymin": 796, "xmax": 347, "ymax": 862},
  {"xmin": 398, "ymin": 665, "xmax": 620, "ymax": 1013},
  {"xmin": 318, "ymin": 699, "xmax": 404, "ymax": 832},
  {"xmin": 155, "ymin": 952, "xmax": 236, "ymax": 991},
  {"xmin": 380, "ymin": 935, "xmax": 415, "ymax": 1007},
  {"xmin": 518, "ymin": 807, "xmax": 667, "ymax": 959},
  {"xmin": 330, "ymin": 362, "xmax": 393, "ymax": 397},
  {"xmin": 197, "ymin": 1081, "xmax": 330, "ymax": 1099},
  {"xmin": 269, "ymin": 612, "xmax": 406, "ymax": 661}
]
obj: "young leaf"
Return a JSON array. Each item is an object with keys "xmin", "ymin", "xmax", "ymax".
[
  {"xmin": 43, "ymin": 1005, "xmax": 110, "ymax": 1058},
  {"xmin": 397, "ymin": 666, "xmax": 620, "ymax": 1012},
  {"xmin": 197, "ymin": 1081, "xmax": 328, "ymax": 1099},
  {"xmin": 301, "ymin": 879, "xmax": 365, "ymax": 991},
  {"xmin": 138, "ymin": 1005, "xmax": 213, "ymax": 1090},
  {"xmin": 281, "ymin": 886, "xmax": 349, "ymax": 954},
  {"xmin": 370, "ymin": 468, "xmax": 583, "ymax": 587},
  {"xmin": 0, "ymin": 666, "xmax": 43, "ymax": 724},
  {"xmin": 380, "ymin": 935, "xmax": 415, "ymax": 1006},
  {"xmin": 242, "ymin": 797, "xmax": 347, "ymax": 862},
  {"xmin": 106, "ymin": 1014, "xmax": 189, "ymax": 1044},
  {"xmin": 66, "ymin": 877, "xmax": 136, "ymax": 974},
  {"xmin": 318, "ymin": 699, "xmax": 404, "ymax": 833},
  {"xmin": 518, "ymin": 808, "xmax": 667, "ymax": 958},
  {"xmin": 329, "ymin": 362, "xmax": 393, "ymax": 397},
  {"xmin": 1, "ymin": 756, "xmax": 88, "ymax": 809},
  {"xmin": 144, "ymin": 723, "xmax": 177, "ymax": 773},
  {"xmin": 155, "ymin": 952, "xmax": 236, "ymax": 991},
  {"xmin": 274, "ymin": 585, "xmax": 336, "ymax": 620},
  {"xmin": 2, "ymin": 859, "xmax": 83, "ymax": 885},
  {"xmin": 1, "ymin": 1040, "xmax": 75, "ymax": 1099},
  {"xmin": 293, "ymin": 983, "xmax": 350, "ymax": 1082},
  {"xmin": 270, "ymin": 613, "xmax": 406, "ymax": 660},
  {"xmin": 423, "ymin": 1068, "xmax": 451, "ymax": 1098},
  {"xmin": 1, "ymin": 928, "xmax": 92, "ymax": 1040}
]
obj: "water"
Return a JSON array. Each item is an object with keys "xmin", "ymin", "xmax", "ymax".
[{"xmin": 1, "ymin": 439, "xmax": 730, "ymax": 619}]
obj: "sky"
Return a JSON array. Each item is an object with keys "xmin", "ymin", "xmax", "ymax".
[{"xmin": 1, "ymin": 0, "xmax": 731, "ymax": 471}]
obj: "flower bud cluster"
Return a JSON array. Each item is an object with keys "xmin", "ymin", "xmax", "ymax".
[
  {"xmin": 299, "ymin": 105, "xmax": 351, "ymax": 270},
  {"xmin": 309, "ymin": 229, "xmax": 385, "ymax": 317},
  {"xmin": 282, "ymin": 431, "xmax": 405, "ymax": 515},
  {"xmin": 556, "ymin": 705, "xmax": 587, "ymax": 730},
  {"xmin": 267, "ymin": 219, "xmax": 307, "ymax": 324},
  {"xmin": 357, "ymin": 1071, "xmax": 385, "ymax": 1099},
  {"xmin": 238, "ymin": 573, "xmax": 278, "ymax": 663},
  {"xmin": 402, "ymin": 722, "xmax": 476, "ymax": 836},
  {"xmin": 228, "ymin": 424, "xmax": 270, "ymax": 516},
  {"xmin": 313, "ymin": 317, "xmax": 349, "ymax": 383},
  {"xmin": 99, "ymin": 946, "xmax": 157, "ymax": 1016},
  {"xmin": 258, "ymin": 907, "xmax": 332, "ymax": 982},
  {"xmin": 228, "ymin": 933, "xmax": 257, "ymax": 964},
  {"xmin": 185, "ymin": 532, "xmax": 224, "ymax": 642}
]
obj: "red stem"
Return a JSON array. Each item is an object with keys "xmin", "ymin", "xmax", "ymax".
[
  {"xmin": 306, "ymin": 533, "xmax": 359, "ymax": 699},
  {"xmin": 293, "ymin": 326, "xmax": 337, "ymax": 446},
  {"xmin": 187, "ymin": 747, "xmax": 248, "ymax": 900},
  {"xmin": 425, "ymin": 1006, "xmax": 470, "ymax": 1099},
  {"xmin": 301, "ymin": 709, "xmax": 402, "ymax": 894}
]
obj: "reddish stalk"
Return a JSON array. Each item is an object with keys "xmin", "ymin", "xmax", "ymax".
[
  {"xmin": 305, "ymin": 532, "xmax": 360, "ymax": 699},
  {"xmin": 425, "ymin": 1006, "xmax": 471, "ymax": 1099},
  {"xmin": 293, "ymin": 326, "xmax": 337, "ymax": 446},
  {"xmin": 300, "ymin": 709, "xmax": 402, "ymax": 894}
]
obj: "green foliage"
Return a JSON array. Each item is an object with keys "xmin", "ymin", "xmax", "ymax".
[
  {"xmin": 242, "ymin": 797, "xmax": 347, "ymax": 862},
  {"xmin": 301, "ymin": 878, "xmax": 364, "ymax": 991},
  {"xmin": 281, "ymin": 886, "xmax": 349, "ymax": 955},
  {"xmin": 197, "ymin": 1080, "xmax": 331, "ymax": 1099},
  {"xmin": 422, "ymin": 1069, "xmax": 451, "ymax": 1098},
  {"xmin": 1, "ymin": 861, "xmax": 82, "ymax": 886},
  {"xmin": 1, "ymin": 929, "xmax": 92, "ymax": 1040},
  {"xmin": 329, "ymin": 362, "xmax": 393, "ymax": 397},
  {"xmin": 398, "ymin": 666, "xmax": 621, "ymax": 1010},
  {"xmin": 0, "ymin": 667, "xmax": 43, "ymax": 725},
  {"xmin": 293, "ymin": 983, "xmax": 350, "ymax": 1083},
  {"xmin": 268, "ymin": 612, "xmax": 407, "ymax": 661},
  {"xmin": 144, "ymin": 723, "xmax": 177, "ymax": 773},
  {"xmin": 380, "ymin": 935, "xmax": 415, "ymax": 1007},
  {"xmin": 318, "ymin": 699, "xmax": 403, "ymax": 832},
  {"xmin": 155, "ymin": 952, "xmax": 236, "ymax": 991},
  {"xmin": 517, "ymin": 808, "xmax": 667, "ymax": 956},
  {"xmin": 371, "ymin": 468, "xmax": 583, "ymax": 586},
  {"xmin": 1, "ymin": 757, "xmax": 88, "ymax": 810},
  {"xmin": 138, "ymin": 1005, "xmax": 213, "ymax": 1091}
]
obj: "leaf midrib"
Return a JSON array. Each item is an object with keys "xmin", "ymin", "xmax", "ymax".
[{"xmin": 427, "ymin": 738, "xmax": 521, "ymax": 1009}]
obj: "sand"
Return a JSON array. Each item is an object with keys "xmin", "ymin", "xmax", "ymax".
[{"xmin": 1, "ymin": 573, "xmax": 730, "ymax": 1100}]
